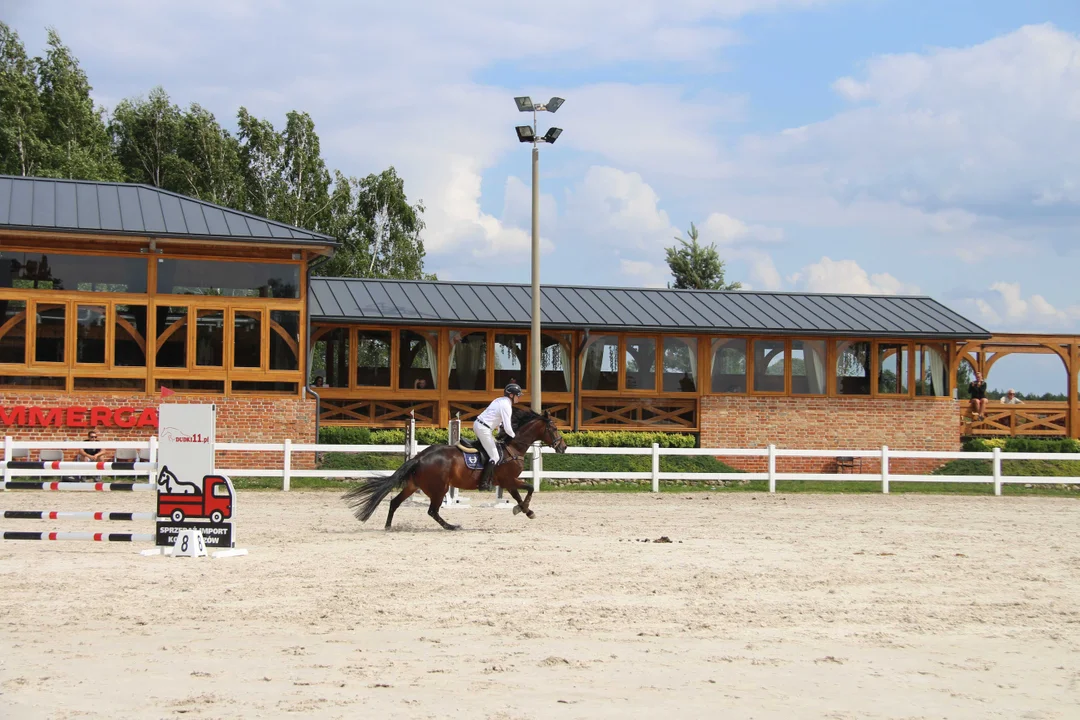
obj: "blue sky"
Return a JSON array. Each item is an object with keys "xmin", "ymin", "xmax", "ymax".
[{"xmin": 6, "ymin": 0, "xmax": 1080, "ymax": 393}]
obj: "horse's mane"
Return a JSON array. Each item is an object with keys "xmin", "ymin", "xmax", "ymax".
[{"xmin": 510, "ymin": 407, "xmax": 545, "ymax": 432}]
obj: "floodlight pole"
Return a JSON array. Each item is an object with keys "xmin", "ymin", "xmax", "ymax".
[{"xmin": 531, "ymin": 139, "xmax": 541, "ymax": 414}]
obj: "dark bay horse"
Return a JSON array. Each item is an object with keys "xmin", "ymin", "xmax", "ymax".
[{"xmin": 343, "ymin": 409, "xmax": 568, "ymax": 530}]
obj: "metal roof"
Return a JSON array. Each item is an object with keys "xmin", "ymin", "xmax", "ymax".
[
  {"xmin": 308, "ymin": 278, "xmax": 991, "ymax": 339},
  {"xmin": 0, "ymin": 175, "xmax": 336, "ymax": 247}
]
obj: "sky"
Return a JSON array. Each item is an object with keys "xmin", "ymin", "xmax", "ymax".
[{"xmin": 6, "ymin": 0, "xmax": 1080, "ymax": 393}]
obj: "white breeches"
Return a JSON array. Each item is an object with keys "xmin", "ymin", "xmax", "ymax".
[{"xmin": 473, "ymin": 421, "xmax": 499, "ymax": 463}]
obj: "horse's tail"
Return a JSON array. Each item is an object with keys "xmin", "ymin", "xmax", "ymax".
[{"xmin": 341, "ymin": 453, "xmax": 424, "ymax": 523}]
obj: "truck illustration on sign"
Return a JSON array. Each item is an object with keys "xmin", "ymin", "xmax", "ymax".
[{"xmin": 156, "ymin": 469, "xmax": 234, "ymax": 524}]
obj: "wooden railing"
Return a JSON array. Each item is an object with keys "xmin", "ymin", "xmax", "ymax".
[{"xmin": 963, "ymin": 401, "xmax": 1070, "ymax": 437}]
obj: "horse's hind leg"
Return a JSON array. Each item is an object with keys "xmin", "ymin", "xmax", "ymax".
[
  {"xmin": 386, "ymin": 481, "xmax": 418, "ymax": 530},
  {"xmin": 506, "ymin": 485, "xmax": 536, "ymax": 520},
  {"xmin": 427, "ymin": 491, "xmax": 460, "ymax": 531}
]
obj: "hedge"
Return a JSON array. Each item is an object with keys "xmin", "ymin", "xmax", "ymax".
[
  {"xmin": 962, "ymin": 437, "xmax": 1080, "ymax": 453},
  {"xmin": 318, "ymin": 426, "xmax": 696, "ymax": 448}
]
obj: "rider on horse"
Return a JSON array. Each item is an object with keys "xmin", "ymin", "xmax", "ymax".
[{"xmin": 473, "ymin": 383, "xmax": 523, "ymax": 491}]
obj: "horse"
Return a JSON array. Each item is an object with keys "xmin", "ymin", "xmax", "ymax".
[{"xmin": 342, "ymin": 408, "xmax": 568, "ymax": 530}]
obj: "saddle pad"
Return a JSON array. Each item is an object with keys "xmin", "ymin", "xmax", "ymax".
[{"xmin": 462, "ymin": 452, "xmax": 484, "ymax": 470}]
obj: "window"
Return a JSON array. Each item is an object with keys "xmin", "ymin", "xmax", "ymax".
[
  {"xmin": 196, "ymin": 310, "xmax": 225, "ymax": 367},
  {"xmin": 582, "ymin": 335, "xmax": 619, "ymax": 391},
  {"xmin": 836, "ymin": 341, "xmax": 871, "ymax": 395},
  {"xmin": 753, "ymin": 339, "xmax": 785, "ymax": 393},
  {"xmin": 791, "ymin": 339, "xmax": 826, "ymax": 395},
  {"xmin": 398, "ymin": 330, "xmax": 437, "ymax": 390},
  {"xmin": 232, "ymin": 310, "xmax": 261, "ymax": 368},
  {"xmin": 114, "ymin": 305, "xmax": 148, "ymax": 368},
  {"xmin": 494, "ymin": 334, "xmax": 526, "ymax": 390},
  {"xmin": 75, "ymin": 305, "xmax": 107, "ymax": 364},
  {"xmin": 710, "ymin": 338, "xmax": 746, "ymax": 393},
  {"xmin": 74, "ymin": 377, "xmax": 146, "ymax": 391},
  {"xmin": 35, "ymin": 303, "xmax": 66, "ymax": 363},
  {"xmin": 269, "ymin": 311, "xmax": 300, "ymax": 371},
  {"xmin": 1, "ymin": 252, "xmax": 147, "ymax": 292},
  {"xmin": 449, "ymin": 331, "xmax": 486, "ymax": 390},
  {"xmin": 311, "ymin": 328, "xmax": 349, "ymax": 388},
  {"xmin": 155, "ymin": 306, "xmax": 187, "ymax": 369},
  {"xmin": 915, "ymin": 343, "xmax": 949, "ymax": 397},
  {"xmin": 540, "ymin": 333, "xmax": 572, "ymax": 393},
  {"xmin": 624, "ymin": 337, "xmax": 656, "ymax": 391},
  {"xmin": 878, "ymin": 343, "xmax": 910, "ymax": 395},
  {"xmin": 156, "ymin": 259, "xmax": 300, "ymax": 298},
  {"xmin": 356, "ymin": 330, "xmax": 391, "ymax": 387},
  {"xmin": 663, "ymin": 337, "xmax": 697, "ymax": 392},
  {"xmin": 0, "ymin": 299, "xmax": 27, "ymax": 364}
]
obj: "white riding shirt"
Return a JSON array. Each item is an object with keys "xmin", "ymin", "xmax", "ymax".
[{"xmin": 476, "ymin": 396, "xmax": 515, "ymax": 438}]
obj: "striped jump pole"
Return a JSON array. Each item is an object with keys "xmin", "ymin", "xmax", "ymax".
[
  {"xmin": 0, "ymin": 481, "xmax": 154, "ymax": 491},
  {"xmin": 2, "ymin": 531, "xmax": 155, "ymax": 542},
  {"xmin": 2, "ymin": 460, "xmax": 156, "ymax": 473},
  {"xmin": 3, "ymin": 511, "xmax": 155, "ymax": 521}
]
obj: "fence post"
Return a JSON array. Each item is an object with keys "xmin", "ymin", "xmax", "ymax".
[
  {"xmin": 147, "ymin": 435, "xmax": 158, "ymax": 466},
  {"xmin": 283, "ymin": 439, "xmax": 292, "ymax": 492},
  {"xmin": 651, "ymin": 443, "xmax": 660, "ymax": 493},
  {"xmin": 992, "ymin": 446, "xmax": 1002, "ymax": 496},
  {"xmin": 3, "ymin": 436, "xmax": 10, "ymax": 491},
  {"xmin": 881, "ymin": 445, "xmax": 890, "ymax": 494},
  {"xmin": 532, "ymin": 441, "xmax": 542, "ymax": 492},
  {"xmin": 767, "ymin": 444, "xmax": 776, "ymax": 493}
]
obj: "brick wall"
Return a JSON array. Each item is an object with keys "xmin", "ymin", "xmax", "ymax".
[
  {"xmin": 700, "ymin": 395, "xmax": 961, "ymax": 475},
  {"xmin": 0, "ymin": 393, "xmax": 317, "ymax": 470}
]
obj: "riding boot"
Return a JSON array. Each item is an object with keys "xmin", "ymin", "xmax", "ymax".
[{"xmin": 477, "ymin": 459, "xmax": 496, "ymax": 492}]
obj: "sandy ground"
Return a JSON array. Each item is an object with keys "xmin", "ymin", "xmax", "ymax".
[{"xmin": 1, "ymin": 489, "xmax": 1078, "ymax": 719}]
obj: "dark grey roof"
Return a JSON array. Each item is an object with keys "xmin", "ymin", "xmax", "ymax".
[
  {"xmin": 308, "ymin": 278, "xmax": 991, "ymax": 339},
  {"xmin": 0, "ymin": 175, "xmax": 336, "ymax": 247}
]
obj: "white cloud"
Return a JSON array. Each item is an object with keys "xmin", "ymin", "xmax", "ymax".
[
  {"xmin": 789, "ymin": 257, "xmax": 921, "ymax": 295},
  {"xmin": 966, "ymin": 282, "xmax": 1080, "ymax": 329},
  {"xmin": 564, "ymin": 166, "xmax": 682, "ymax": 248},
  {"xmin": 619, "ymin": 260, "xmax": 670, "ymax": 288}
]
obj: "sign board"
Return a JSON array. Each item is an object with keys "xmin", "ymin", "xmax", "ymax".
[
  {"xmin": 154, "ymin": 404, "xmax": 236, "ymax": 549},
  {"xmin": 0, "ymin": 406, "xmax": 158, "ymax": 428}
]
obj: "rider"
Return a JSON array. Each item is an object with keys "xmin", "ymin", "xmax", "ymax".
[{"xmin": 473, "ymin": 383, "xmax": 522, "ymax": 491}]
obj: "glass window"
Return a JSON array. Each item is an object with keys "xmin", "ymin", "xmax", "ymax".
[
  {"xmin": 663, "ymin": 337, "xmax": 697, "ymax": 392},
  {"xmin": 155, "ymin": 306, "xmax": 188, "ymax": 368},
  {"xmin": 269, "ymin": 310, "xmax": 300, "ymax": 371},
  {"xmin": 0, "ymin": 299, "xmax": 27, "ymax": 364},
  {"xmin": 878, "ymin": 343, "xmax": 910, "ymax": 395},
  {"xmin": 232, "ymin": 310, "xmax": 261, "ymax": 368},
  {"xmin": 791, "ymin": 339, "xmax": 827, "ymax": 395},
  {"xmin": 114, "ymin": 305, "xmax": 148, "ymax": 368},
  {"xmin": 0, "ymin": 375, "xmax": 64, "ymax": 389},
  {"xmin": 231, "ymin": 381, "xmax": 299, "ymax": 394},
  {"xmin": 399, "ymin": 330, "xmax": 437, "ymax": 390},
  {"xmin": 582, "ymin": 335, "xmax": 619, "ymax": 391},
  {"xmin": 915, "ymin": 343, "xmax": 949, "ymax": 397},
  {"xmin": 753, "ymin": 339, "xmax": 785, "ymax": 392},
  {"xmin": 494, "ymin": 334, "xmax": 527, "ymax": 390},
  {"xmin": 157, "ymin": 378, "xmax": 224, "ymax": 394},
  {"xmin": 34, "ymin": 303, "xmax": 66, "ymax": 363},
  {"xmin": 540, "ymin": 333, "xmax": 572, "ymax": 393},
  {"xmin": 356, "ymin": 330, "xmax": 391, "ymax": 386},
  {"xmin": 75, "ymin": 305, "xmax": 107, "ymax": 364},
  {"xmin": 711, "ymin": 338, "xmax": 747, "ymax": 393},
  {"xmin": 625, "ymin": 337, "xmax": 656, "ymax": 391},
  {"xmin": 311, "ymin": 327, "xmax": 349, "ymax": 388},
  {"xmin": 449, "ymin": 331, "xmax": 487, "ymax": 391},
  {"xmin": 196, "ymin": 309, "xmax": 225, "ymax": 367},
  {"xmin": 836, "ymin": 341, "xmax": 871, "ymax": 395},
  {"xmin": 156, "ymin": 259, "xmax": 300, "ymax": 298},
  {"xmin": 1, "ymin": 252, "xmax": 147, "ymax": 292},
  {"xmin": 74, "ymin": 377, "xmax": 146, "ymax": 391}
]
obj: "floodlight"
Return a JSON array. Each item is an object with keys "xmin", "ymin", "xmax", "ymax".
[
  {"xmin": 542, "ymin": 127, "xmax": 563, "ymax": 144},
  {"xmin": 515, "ymin": 96, "xmax": 534, "ymax": 112},
  {"xmin": 515, "ymin": 125, "xmax": 535, "ymax": 143},
  {"xmin": 545, "ymin": 97, "xmax": 564, "ymax": 113}
]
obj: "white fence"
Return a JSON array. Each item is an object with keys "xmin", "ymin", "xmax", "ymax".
[{"xmin": 4, "ymin": 438, "xmax": 1077, "ymax": 495}]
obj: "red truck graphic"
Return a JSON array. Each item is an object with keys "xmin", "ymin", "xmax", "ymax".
[{"xmin": 157, "ymin": 475, "xmax": 234, "ymax": 524}]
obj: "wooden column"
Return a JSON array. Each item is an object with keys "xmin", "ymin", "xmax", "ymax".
[{"xmin": 1070, "ymin": 341, "xmax": 1079, "ymax": 440}]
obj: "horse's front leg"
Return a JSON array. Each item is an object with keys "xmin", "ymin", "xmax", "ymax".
[{"xmin": 506, "ymin": 484, "xmax": 536, "ymax": 520}]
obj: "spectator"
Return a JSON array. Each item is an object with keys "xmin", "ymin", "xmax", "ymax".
[
  {"xmin": 414, "ymin": 378, "xmax": 428, "ymax": 390},
  {"xmin": 968, "ymin": 372, "xmax": 988, "ymax": 419},
  {"xmin": 1001, "ymin": 389, "xmax": 1024, "ymax": 405},
  {"xmin": 312, "ymin": 376, "xmax": 325, "ymax": 388},
  {"xmin": 75, "ymin": 430, "xmax": 106, "ymax": 482}
]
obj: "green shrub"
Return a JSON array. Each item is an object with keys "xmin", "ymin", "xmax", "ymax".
[
  {"xmin": 963, "ymin": 437, "xmax": 1080, "ymax": 454},
  {"xmin": 318, "ymin": 426, "xmax": 371, "ymax": 445},
  {"xmin": 319, "ymin": 426, "xmax": 695, "ymax": 448},
  {"xmin": 560, "ymin": 431, "xmax": 696, "ymax": 448}
]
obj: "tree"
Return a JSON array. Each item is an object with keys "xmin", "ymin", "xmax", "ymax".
[
  {"xmin": 665, "ymin": 223, "xmax": 741, "ymax": 291},
  {"xmin": 36, "ymin": 28, "xmax": 120, "ymax": 180},
  {"xmin": 174, "ymin": 104, "xmax": 244, "ymax": 206},
  {"xmin": 0, "ymin": 22, "xmax": 45, "ymax": 176},
  {"xmin": 317, "ymin": 167, "xmax": 431, "ymax": 280},
  {"xmin": 110, "ymin": 87, "xmax": 183, "ymax": 188}
]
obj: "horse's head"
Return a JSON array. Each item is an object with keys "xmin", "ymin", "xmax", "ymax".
[
  {"xmin": 510, "ymin": 408, "xmax": 567, "ymax": 453},
  {"xmin": 539, "ymin": 410, "xmax": 568, "ymax": 454}
]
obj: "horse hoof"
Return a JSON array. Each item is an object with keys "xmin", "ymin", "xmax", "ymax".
[
  {"xmin": 447, "ymin": 524, "xmax": 461, "ymax": 531},
  {"xmin": 526, "ymin": 510, "xmax": 536, "ymax": 519},
  {"xmin": 512, "ymin": 506, "xmax": 522, "ymax": 515}
]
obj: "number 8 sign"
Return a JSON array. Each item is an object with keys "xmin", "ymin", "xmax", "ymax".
[{"xmin": 173, "ymin": 529, "xmax": 207, "ymax": 558}]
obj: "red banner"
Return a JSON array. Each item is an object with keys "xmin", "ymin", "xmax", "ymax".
[{"xmin": 0, "ymin": 406, "xmax": 159, "ymax": 429}]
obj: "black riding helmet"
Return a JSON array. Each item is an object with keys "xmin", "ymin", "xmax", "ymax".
[{"xmin": 504, "ymin": 383, "xmax": 523, "ymax": 397}]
